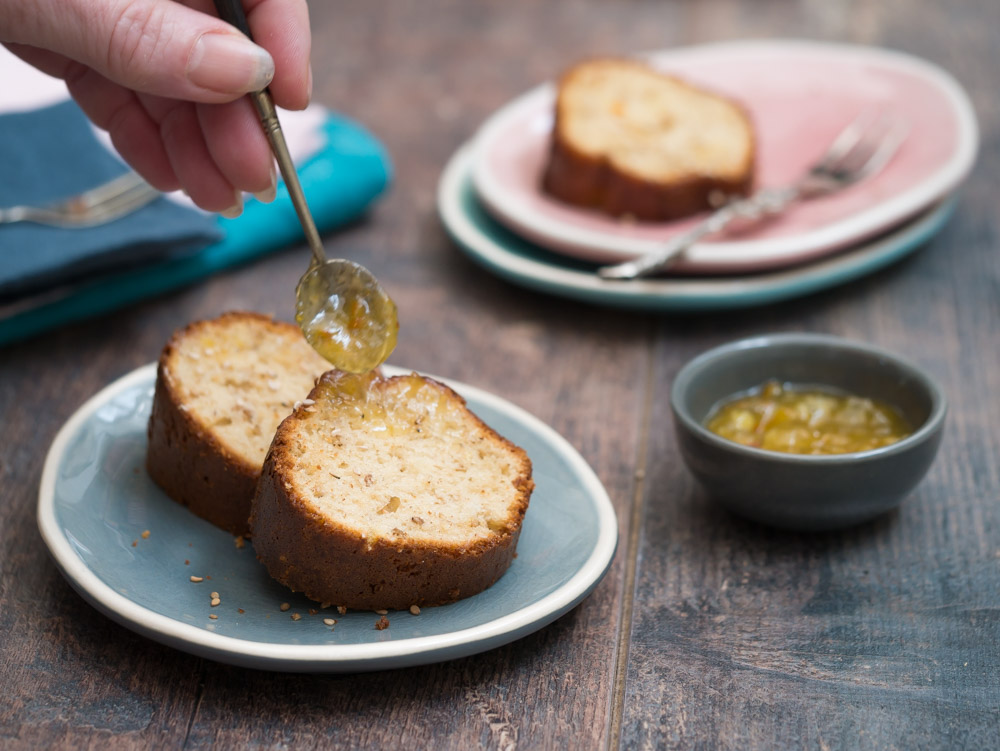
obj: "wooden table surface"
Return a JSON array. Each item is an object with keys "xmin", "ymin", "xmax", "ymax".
[{"xmin": 2, "ymin": 0, "xmax": 998, "ymax": 748}]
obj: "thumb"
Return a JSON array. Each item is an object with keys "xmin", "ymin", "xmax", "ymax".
[{"xmin": 6, "ymin": 0, "xmax": 274, "ymax": 102}]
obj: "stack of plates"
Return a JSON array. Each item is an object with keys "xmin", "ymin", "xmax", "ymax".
[{"xmin": 438, "ymin": 40, "xmax": 977, "ymax": 311}]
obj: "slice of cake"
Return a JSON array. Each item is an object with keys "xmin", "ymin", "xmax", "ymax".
[
  {"xmin": 251, "ymin": 370, "xmax": 534, "ymax": 610},
  {"xmin": 146, "ymin": 312, "xmax": 331, "ymax": 536},
  {"xmin": 541, "ymin": 58, "xmax": 755, "ymax": 221}
]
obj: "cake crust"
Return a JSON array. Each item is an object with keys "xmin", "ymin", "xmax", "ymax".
[
  {"xmin": 251, "ymin": 372, "xmax": 534, "ymax": 610},
  {"xmin": 146, "ymin": 360, "xmax": 259, "ymax": 535}
]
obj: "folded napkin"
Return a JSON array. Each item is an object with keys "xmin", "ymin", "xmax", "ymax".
[
  {"xmin": 0, "ymin": 101, "xmax": 222, "ymax": 300},
  {"xmin": 0, "ymin": 101, "xmax": 392, "ymax": 347}
]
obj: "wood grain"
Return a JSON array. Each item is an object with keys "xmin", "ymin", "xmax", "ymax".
[{"xmin": 2, "ymin": 0, "xmax": 999, "ymax": 748}]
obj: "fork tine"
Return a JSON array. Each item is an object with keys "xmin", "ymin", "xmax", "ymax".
[
  {"xmin": 86, "ymin": 178, "xmax": 159, "ymax": 212},
  {"xmin": 73, "ymin": 171, "xmax": 149, "ymax": 210},
  {"xmin": 847, "ymin": 119, "xmax": 909, "ymax": 183},
  {"xmin": 813, "ymin": 109, "xmax": 879, "ymax": 172},
  {"xmin": 66, "ymin": 182, "xmax": 161, "ymax": 227},
  {"xmin": 831, "ymin": 112, "xmax": 893, "ymax": 172},
  {"xmin": 809, "ymin": 108, "xmax": 907, "ymax": 190}
]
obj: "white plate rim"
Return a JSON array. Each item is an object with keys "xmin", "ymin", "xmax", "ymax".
[
  {"xmin": 470, "ymin": 38, "xmax": 977, "ymax": 268},
  {"xmin": 37, "ymin": 363, "xmax": 618, "ymax": 671},
  {"xmin": 443, "ymin": 143, "xmax": 955, "ymax": 310}
]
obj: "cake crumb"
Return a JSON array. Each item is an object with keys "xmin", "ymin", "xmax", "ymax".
[
  {"xmin": 308, "ymin": 608, "xmax": 318, "ymax": 616},
  {"xmin": 409, "ymin": 605, "xmax": 421, "ymax": 615},
  {"xmin": 234, "ymin": 536, "xmax": 245, "ymax": 549},
  {"xmin": 375, "ymin": 616, "xmax": 390, "ymax": 630},
  {"xmin": 237, "ymin": 608, "xmax": 245, "ymax": 614},
  {"xmin": 291, "ymin": 613, "xmax": 302, "ymax": 621},
  {"xmin": 375, "ymin": 609, "xmax": 388, "ymax": 615},
  {"xmin": 280, "ymin": 602, "xmax": 291, "ymax": 612},
  {"xmin": 184, "ymin": 559, "xmax": 190, "ymax": 565},
  {"xmin": 210, "ymin": 591, "xmax": 219, "ymax": 599},
  {"xmin": 323, "ymin": 618, "xmax": 336, "ymax": 626},
  {"xmin": 209, "ymin": 614, "xmax": 218, "ymax": 620},
  {"xmin": 190, "ymin": 576, "xmax": 204, "ymax": 583},
  {"xmin": 210, "ymin": 598, "xmax": 221, "ymax": 607},
  {"xmin": 337, "ymin": 605, "xmax": 347, "ymax": 615},
  {"xmin": 141, "ymin": 530, "xmax": 150, "ymax": 539},
  {"xmin": 131, "ymin": 540, "xmax": 137, "ymax": 547}
]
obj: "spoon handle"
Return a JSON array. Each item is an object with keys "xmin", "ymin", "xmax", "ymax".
[
  {"xmin": 212, "ymin": 0, "xmax": 253, "ymax": 36},
  {"xmin": 211, "ymin": 0, "xmax": 327, "ymax": 267}
]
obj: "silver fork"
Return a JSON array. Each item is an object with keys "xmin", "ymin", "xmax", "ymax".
[
  {"xmin": 597, "ymin": 111, "xmax": 909, "ymax": 280},
  {"xmin": 0, "ymin": 171, "xmax": 161, "ymax": 228}
]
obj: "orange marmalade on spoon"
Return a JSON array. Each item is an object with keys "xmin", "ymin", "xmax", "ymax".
[{"xmin": 295, "ymin": 260, "xmax": 398, "ymax": 375}]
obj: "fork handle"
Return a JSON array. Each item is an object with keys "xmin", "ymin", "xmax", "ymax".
[
  {"xmin": 596, "ymin": 186, "xmax": 800, "ymax": 280},
  {"xmin": 0, "ymin": 206, "xmax": 29, "ymax": 224}
]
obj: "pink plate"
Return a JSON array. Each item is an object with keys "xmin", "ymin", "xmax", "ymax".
[{"xmin": 470, "ymin": 40, "xmax": 977, "ymax": 272}]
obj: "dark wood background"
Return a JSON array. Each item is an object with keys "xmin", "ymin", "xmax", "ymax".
[{"xmin": 2, "ymin": 0, "xmax": 998, "ymax": 748}]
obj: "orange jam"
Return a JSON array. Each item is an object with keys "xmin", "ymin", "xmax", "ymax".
[
  {"xmin": 295, "ymin": 263, "xmax": 398, "ymax": 374},
  {"xmin": 313, "ymin": 371, "xmax": 451, "ymax": 438},
  {"xmin": 705, "ymin": 380, "xmax": 912, "ymax": 455}
]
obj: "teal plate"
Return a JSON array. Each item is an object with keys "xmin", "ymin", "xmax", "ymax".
[
  {"xmin": 38, "ymin": 364, "xmax": 617, "ymax": 672},
  {"xmin": 438, "ymin": 145, "xmax": 956, "ymax": 312}
]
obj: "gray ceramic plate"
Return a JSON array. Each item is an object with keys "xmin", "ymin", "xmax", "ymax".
[{"xmin": 38, "ymin": 364, "xmax": 617, "ymax": 672}]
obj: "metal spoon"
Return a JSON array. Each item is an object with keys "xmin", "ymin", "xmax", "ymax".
[{"xmin": 212, "ymin": 0, "xmax": 398, "ymax": 373}]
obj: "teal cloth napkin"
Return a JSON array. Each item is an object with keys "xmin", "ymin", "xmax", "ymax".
[{"xmin": 0, "ymin": 103, "xmax": 392, "ymax": 347}]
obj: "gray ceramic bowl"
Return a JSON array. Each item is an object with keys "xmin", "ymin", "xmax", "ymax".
[{"xmin": 670, "ymin": 333, "xmax": 947, "ymax": 530}]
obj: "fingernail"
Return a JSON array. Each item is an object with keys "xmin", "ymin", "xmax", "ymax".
[
  {"xmin": 253, "ymin": 165, "xmax": 277, "ymax": 204},
  {"xmin": 187, "ymin": 33, "xmax": 274, "ymax": 94},
  {"xmin": 306, "ymin": 64, "xmax": 313, "ymax": 105},
  {"xmin": 219, "ymin": 192, "xmax": 244, "ymax": 219}
]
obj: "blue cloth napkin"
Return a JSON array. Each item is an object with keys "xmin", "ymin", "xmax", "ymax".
[
  {"xmin": 0, "ymin": 102, "xmax": 392, "ymax": 346},
  {"xmin": 0, "ymin": 101, "xmax": 222, "ymax": 300}
]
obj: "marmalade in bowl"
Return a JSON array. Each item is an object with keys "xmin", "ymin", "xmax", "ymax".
[{"xmin": 705, "ymin": 380, "xmax": 912, "ymax": 455}]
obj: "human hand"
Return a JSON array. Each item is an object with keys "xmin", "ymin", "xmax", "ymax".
[{"xmin": 0, "ymin": 0, "xmax": 311, "ymax": 216}]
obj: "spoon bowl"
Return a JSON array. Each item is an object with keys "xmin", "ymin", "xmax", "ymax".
[{"xmin": 295, "ymin": 260, "xmax": 398, "ymax": 374}]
